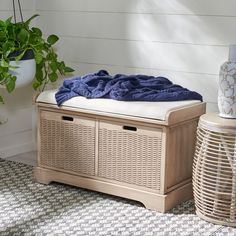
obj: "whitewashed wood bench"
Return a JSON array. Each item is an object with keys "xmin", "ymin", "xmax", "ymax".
[{"xmin": 34, "ymin": 89, "xmax": 206, "ymax": 212}]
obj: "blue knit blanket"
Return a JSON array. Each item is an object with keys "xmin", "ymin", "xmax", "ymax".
[{"xmin": 55, "ymin": 70, "xmax": 202, "ymax": 106}]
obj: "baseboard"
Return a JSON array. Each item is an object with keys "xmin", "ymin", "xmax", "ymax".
[{"xmin": 0, "ymin": 141, "xmax": 36, "ymax": 159}]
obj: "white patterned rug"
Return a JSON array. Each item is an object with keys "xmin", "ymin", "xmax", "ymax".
[{"xmin": 0, "ymin": 159, "xmax": 235, "ymax": 236}]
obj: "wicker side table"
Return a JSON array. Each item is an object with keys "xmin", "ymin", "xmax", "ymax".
[{"xmin": 193, "ymin": 113, "xmax": 236, "ymax": 227}]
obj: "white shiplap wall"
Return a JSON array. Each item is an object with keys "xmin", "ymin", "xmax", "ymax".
[
  {"xmin": 35, "ymin": 0, "xmax": 236, "ymax": 113},
  {"xmin": 0, "ymin": 0, "xmax": 36, "ymax": 158},
  {"xmin": 2, "ymin": 0, "xmax": 235, "ymax": 157}
]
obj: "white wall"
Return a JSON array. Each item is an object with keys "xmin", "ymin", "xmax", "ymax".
[
  {"xmin": 0, "ymin": 0, "xmax": 36, "ymax": 158},
  {"xmin": 1, "ymin": 0, "xmax": 235, "ymax": 157},
  {"xmin": 35, "ymin": 0, "xmax": 236, "ymax": 113}
]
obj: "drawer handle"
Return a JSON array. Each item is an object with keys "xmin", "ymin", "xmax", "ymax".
[
  {"xmin": 123, "ymin": 125, "xmax": 137, "ymax": 131},
  {"xmin": 62, "ymin": 116, "xmax": 74, "ymax": 122}
]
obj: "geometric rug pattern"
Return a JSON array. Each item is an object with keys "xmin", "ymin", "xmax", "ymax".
[{"xmin": 0, "ymin": 159, "xmax": 235, "ymax": 236}]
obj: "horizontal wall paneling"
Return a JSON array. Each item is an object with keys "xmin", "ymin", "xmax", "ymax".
[
  {"xmin": 37, "ymin": 11, "xmax": 236, "ymax": 46},
  {"xmin": 1, "ymin": 0, "xmax": 34, "ymax": 11},
  {"xmin": 36, "ymin": 0, "xmax": 236, "ymax": 16},
  {"xmin": 55, "ymin": 37, "xmax": 226, "ymax": 75},
  {"xmin": 0, "ymin": 131, "xmax": 35, "ymax": 158}
]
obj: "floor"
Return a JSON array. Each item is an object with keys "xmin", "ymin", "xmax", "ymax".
[
  {"xmin": 7, "ymin": 151, "xmax": 37, "ymax": 166},
  {"xmin": 2, "ymin": 151, "xmax": 236, "ymax": 235},
  {"xmin": 1, "ymin": 158, "xmax": 236, "ymax": 235}
]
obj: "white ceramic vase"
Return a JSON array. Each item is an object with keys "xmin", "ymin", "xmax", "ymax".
[
  {"xmin": 9, "ymin": 59, "xmax": 36, "ymax": 88},
  {"xmin": 218, "ymin": 45, "xmax": 236, "ymax": 118}
]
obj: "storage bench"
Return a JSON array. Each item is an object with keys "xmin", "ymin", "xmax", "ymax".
[{"xmin": 34, "ymin": 89, "xmax": 206, "ymax": 212}]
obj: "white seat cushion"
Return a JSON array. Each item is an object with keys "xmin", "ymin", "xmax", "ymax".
[{"xmin": 36, "ymin": 89, "xmax": 201, "ymax": 121}]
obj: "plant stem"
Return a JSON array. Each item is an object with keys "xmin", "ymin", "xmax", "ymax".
[{"xmin": 41, "ymin": 64, "xmax": 48, "ymax": 92}]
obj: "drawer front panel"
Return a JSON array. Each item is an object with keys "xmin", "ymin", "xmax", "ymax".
[
  {"xmin": 39, "ymin": 110, "xmax": 96, "ymax": 176},
  {"xmin": 98, "ymin": 121, "xmax": 163, "ymax": 191}
]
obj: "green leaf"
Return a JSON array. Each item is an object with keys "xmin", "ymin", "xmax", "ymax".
[
  {"xmin": 0, "ymin": 66, "xmax": 9, "ymax": 75},
  {"xmin": 57, "ymin": 61, "xmax": 65, "ymax": 74},
  {"xmin": 49, "ymin": 61, "xmax": 57, "ymax": 72},
  {"xmin": 24, "ymin": 14, "xmax": 39, "ymax": 26},
  {"xmin": 2, "ymin": 41, "xmax": 14, "ymax": 53},
  {"xmin": 0, "ymin": 31, "xmax": 6, "ymax": 41},
  {"xmin": 32, "ymin": 27, "xmax": 42, "ymax": 37},
  {"xmin": 15, "ymin": 50, "xmax": 26, "ymax": 61},
  {"xmin": 0, "ymin": 60, "xmax": 9, "ymax": 68},
  {"xmin": 0, "ymin": 19, "xmax": 5, "ymax": 28},
  {"xmin": 36, "ymin": 68, "xmax": 43, "ymax": 82},
  {"xmin": 6, "ymin": 24, "xmax": 14, "ymax": 39},
  {"xmin": 64, "ymin": 66, "xmax": 74, "ymax": 73},
  {"xmin": 5, "ymin": 17, "xmax": 13, "ymax": 26},
  {"xmin": 18, "ymin": 28, "xmax": 29, "ymax": 42},
  {"xmin": 33, "ymin": 81, "xmax": 41, "ymax": 90},
  {"xmin": 36, "ymin": 63, "xmax": 43, "ymax": 71},
  {"xmin": 48, "ymin": 72, "xmax": 58, "ymax": 82},
  {"xmin": 46, "ymin": 51, "xmax": 57, "ymax": 61},
  {"xmin": 34, "ymin": 52, "xmax": 43, "ymax": 64},
  {"xmin": 47, "ymin": 35, "xmax": 59, "ymax": 45},
  {"xmin": 6, "ymin": 76, "xmax": 16, "ymax": 93}
]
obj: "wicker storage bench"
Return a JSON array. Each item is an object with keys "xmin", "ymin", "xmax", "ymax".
[{"xmin": 34, "ymin": 90, "xmax": 206, "ymax": 212}]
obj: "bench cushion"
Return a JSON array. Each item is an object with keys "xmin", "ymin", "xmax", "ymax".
[{"xmin": 36, "ymin": 90, "xmax": 201, "ymax": 121}]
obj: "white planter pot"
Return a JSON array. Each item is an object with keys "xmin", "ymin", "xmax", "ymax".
[
  {"xmin": 9, "ymin": 59, "xmax": 36, "ymax": 88},
  {"xmin": 218, "ymin": 45, "xmax": 236, "ymax": 118}
]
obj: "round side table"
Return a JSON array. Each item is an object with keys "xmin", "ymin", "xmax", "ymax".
[{"xmin": 193, "ymin": 113, "xmax": 236, "ymax": 227}]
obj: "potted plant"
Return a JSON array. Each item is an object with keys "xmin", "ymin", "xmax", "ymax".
[{"xmin": 0, "ymin": 14, "xmax": 74, "ymax": 103}]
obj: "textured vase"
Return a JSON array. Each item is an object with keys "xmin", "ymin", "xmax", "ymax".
[{"xmin": 218, "ymin": 45, "xmax": 236, "ymax": 118}]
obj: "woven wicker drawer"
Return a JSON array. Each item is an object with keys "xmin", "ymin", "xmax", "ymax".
[
  {"xmin": 98, "ymin": 121, "xmax": 162, "ymax": 191},
  {"xmin": 39, "ymin": 110, "xmax": 96, "ymax": 176}
]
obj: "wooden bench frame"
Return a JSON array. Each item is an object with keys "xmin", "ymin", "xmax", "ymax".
[{"xmin": 34, "ymin": 101, "xmax": 206, "ymax": 212}]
